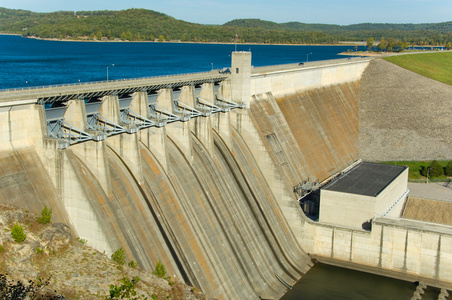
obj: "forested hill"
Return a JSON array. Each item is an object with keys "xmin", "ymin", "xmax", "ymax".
[
  {"xmin": 225, "ymin": 19, "xmax": 452, "ymax": 33},
  {"xmin": 225, "ymin": 19, "xmax": 452, "ymax": 45},
  {"xmin": 0, "ymin": 7, "xmax": 451, "ymax": 45}
]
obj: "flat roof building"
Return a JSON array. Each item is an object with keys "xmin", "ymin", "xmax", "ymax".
[{"xmin": 319, "ymin": 162, "xmax": 409, "ymax": 229}]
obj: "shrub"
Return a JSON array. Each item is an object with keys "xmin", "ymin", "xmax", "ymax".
[
  {"xmin": 111, "ymin": 248, "xmax": 126, "ymax": 265},
  {"xmin": 0, "ymin": 245, "xmax": 5, "ymax": 253},
  {"xmin": 106, "ymin": 276, "xmax": 147, "ymax": 300},
  {"xmin": 37, "ymin": 205, "xmax": 52, "ymax": 224},
  {"xmin": 75, "ymin": 237, "xmax": 87, "ymax": 245},
  {"xmin": 128, "ymin": 260, "xmax": 138, "ymax": 269},
  {"xmin": 36, "ymin": 247, "xmax": 44, "ymax": 254},
  {"xmin": 11, "ymin": 223, "xmax": 26, "ymax": 243},
  {"xmin": 444, "ymin": 161, "xmax": 452, "ymax": 176},
  {"xmin": 152, "ymin": 260, "xmax": 166, "ymax": 278}
]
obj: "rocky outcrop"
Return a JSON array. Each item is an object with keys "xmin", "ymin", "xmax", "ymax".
[{"xmin": 0, "ymin": 205, "xmax": 205, "ymax": 299}]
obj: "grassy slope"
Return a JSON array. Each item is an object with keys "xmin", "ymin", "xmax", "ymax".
[
  {"xmin": 381, "ymin": 161, "xmax": 450, "ymax": 181},
  {"xmin": 384, "ymin": 52, "xmax": 452, "ymax": 86}
]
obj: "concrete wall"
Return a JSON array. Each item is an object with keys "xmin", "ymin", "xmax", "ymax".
[
  {"xmin": 251, "ymin": 58, "xmax": 371, "ymax": 97},
  {"xmin": 301, "ymin": 217, "xmax": 452, "ymax": 289},
  {"xmin": 319, "ymin": 190, "xmax": 376, "ymax": 229}
]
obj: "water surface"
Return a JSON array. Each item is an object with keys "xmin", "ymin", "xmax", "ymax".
[
  {"xmin": 0, "ymin": 35, "xmax": 363, "ymax": 89},
  {"xmin": 280, "ymin": 263, "xmax": 444, "ymax": 300}
]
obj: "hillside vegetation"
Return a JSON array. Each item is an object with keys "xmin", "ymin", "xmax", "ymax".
[
  {"xmin": 1, "ymin": 7, "xmax": 451, "ymax": 45},
  {"xmin": 0, "ymin": 8, "xmax": 337, "ymax": 44},
  {"xmin": 0, "ymin": 205, "xmax": 204, "ymax": 299},
  {"xmin": 384, "ymin": 52, "xmax": 452, "ymax": 86}
]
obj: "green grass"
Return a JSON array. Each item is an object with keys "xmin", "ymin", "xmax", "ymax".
[
  {"xmin": 381, "ymin": 160, "xmax": 451, "ymax": 181},
  {"xmin": 384, "ymin": 52, "xmax": 452, "ymax": 86}
]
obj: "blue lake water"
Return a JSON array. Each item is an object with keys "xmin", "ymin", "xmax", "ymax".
[{"xmin": 0, "ymin": 34, "xmax": 363, "ymax": 89}]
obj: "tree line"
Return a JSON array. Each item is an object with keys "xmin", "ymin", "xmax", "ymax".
[{"xmin": 0, "ymin": 7, "xmax": 451, "ymax": 47}]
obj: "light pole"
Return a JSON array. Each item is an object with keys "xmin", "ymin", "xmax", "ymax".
[
  {"xmin": 307, "ymin": 52, "xmax": 312, "ymax": 62},
  {"xmin": 107, "ymin": 64, "xmax": 115, "ymax": 82}
]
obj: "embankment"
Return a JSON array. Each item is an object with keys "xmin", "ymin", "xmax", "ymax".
[{"xmin": 359, "ymin": 58, "xmax": 452, "ymax": 161}]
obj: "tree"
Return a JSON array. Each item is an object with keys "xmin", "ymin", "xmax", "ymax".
[
  {"xmin": 378, "ymin": 37, "xmax": 388, "ymax": 51},
  {"xmin": 444, "ymin": 161, "xmax": 452, "ymax": 176},
  {"xmin": 446, "ymin": 42, "xmax": 451, "ymax": 50},
  {"xmin": 152, "ymin": 260, "xmax": 166, "ymax": 278},
  {"xmin": 428, "ymin": 160, "xmax": 444, "ymax": 178},
  {"xmin": 367, "ymin": 37, "xmax": 374, "ymax": 51},
  {"xmin": 37, "ymin": 205, "xmax": 52, "ymax": 224},
  {"xmin": 11, "ymin": 223, "xmax": 26, "ymax": 242}
]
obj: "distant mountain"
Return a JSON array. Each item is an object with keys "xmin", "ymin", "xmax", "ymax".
[{"xmin": 1, "ymin": 7, "xmax": 450, "ymax": 45}]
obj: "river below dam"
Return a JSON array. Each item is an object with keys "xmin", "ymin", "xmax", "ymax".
[{"xmin": 281, "ymin": 263, "xmax": 442, "ymax": 300}]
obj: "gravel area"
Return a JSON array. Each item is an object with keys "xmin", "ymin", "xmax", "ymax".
[{"xmin": 358, "ymin": 58, "xmax": 452, "ymax": 161}]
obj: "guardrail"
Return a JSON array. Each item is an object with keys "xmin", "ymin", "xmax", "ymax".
[{"xmin": 0, "ymin": 70, "xmax": 228, "ymax": 103}]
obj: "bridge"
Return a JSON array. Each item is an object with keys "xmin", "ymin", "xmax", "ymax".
[{"xmin": 0, "ymin": 52, "xmax": 451, "ymax": 299}]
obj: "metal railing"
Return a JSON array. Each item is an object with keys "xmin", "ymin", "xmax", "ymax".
[{"xmin": 0, "ymin": 70, "xmax": 229, "ymax": 103}]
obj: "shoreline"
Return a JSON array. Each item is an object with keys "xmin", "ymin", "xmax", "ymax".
[{"xmin": 0, "ymin": 32, "xmax": 363, "ymax": 46}]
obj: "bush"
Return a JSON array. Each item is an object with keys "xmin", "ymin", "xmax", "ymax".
[
  {"xmin": 37, "ymin": 205, "xmax": 52, "ymax": 224},
  {"xmin": 128, "ymin": 260, "xmax": 138, "ymax": 269},
  {"xmin": 75, "ymin": 237, "xmax": 87, "ymax": 245},
  {"xmin": 152, "ymin": 260, "xmax": 166, "ymax": 278},
  {"xmin": 11, "ymin": 223, "xmax": 26, "ymax": 243},
  {"xmin": 106, "ymin": 276, "xmax": 147, "ymax": 300},
  {"xmin": 111, "ymin": 248, "xmax": 126, "ymax": 265},
  {"xmin": 444, "ymin": 161, "xmax": 452, "ymax": 176}
]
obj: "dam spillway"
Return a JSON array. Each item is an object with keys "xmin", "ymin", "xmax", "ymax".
[{"xmin": 1, "ymin": 52, "xmax": 451, "ymax": 298}]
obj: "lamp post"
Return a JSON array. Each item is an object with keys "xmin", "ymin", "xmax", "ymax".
[
  {"xmin": 307, "ymin": 52, "xmax": 312, "ymax": 62},
  {"xmin": 107, "ymin": 64, "xmax": 115, "ymax": 82}
]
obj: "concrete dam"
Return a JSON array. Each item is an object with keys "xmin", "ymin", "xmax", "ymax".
[{"xmin": 1, "ymin": 52, "xmax": 451, "ymax": 299}]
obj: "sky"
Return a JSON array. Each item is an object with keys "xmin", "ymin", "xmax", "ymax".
[{"xmin": 2, "ymin": 0, "xmax": 452, "ymax": 26}]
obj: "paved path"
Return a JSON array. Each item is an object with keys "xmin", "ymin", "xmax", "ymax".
[{"xmin": 408, "ymin": 182, "xmax": 452, "ymax": 202}]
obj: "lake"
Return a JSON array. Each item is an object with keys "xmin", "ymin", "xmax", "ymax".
[{"xmin": 0, "ymin": 34, "xmax": 364, "ymax": 89}]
